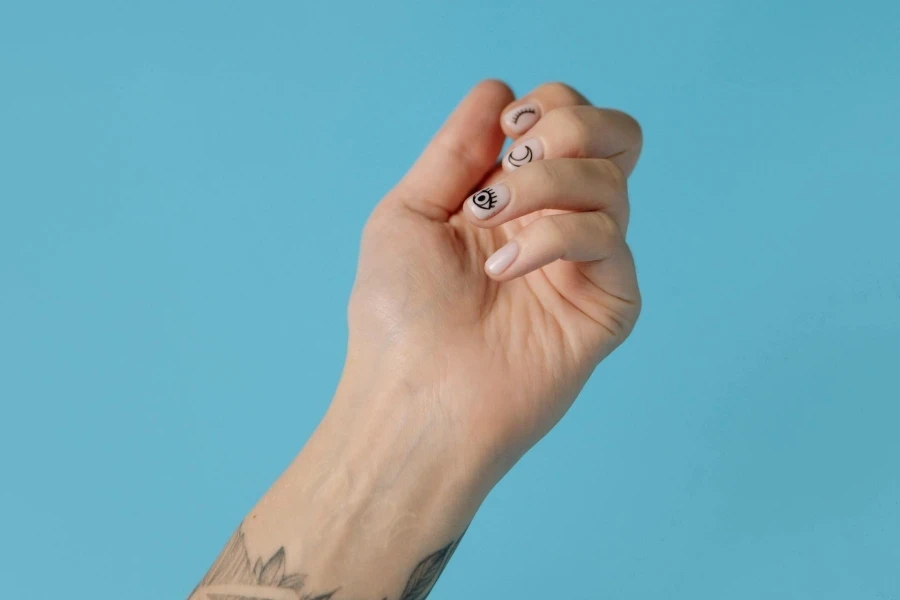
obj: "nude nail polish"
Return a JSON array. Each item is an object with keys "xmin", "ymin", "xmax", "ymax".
[
  {"xmin": 485, "ymin": 241, "xmax": 519, "ymax": 275},
  {"xmin": 503, "ymin": 104, "xmax": 540, "ymax": 134},
  {"xmin": 468, "ymin": 183, "xmax": 510, "ymax": 220},
  {"xmin": 502, "ymin": 138, "xmax": 544, "ymax": 172}
]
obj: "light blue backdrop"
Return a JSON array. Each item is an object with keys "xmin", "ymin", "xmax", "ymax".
[{"xmin": 1, "ymin": 1, "xmax": 898, "ymax": 598}]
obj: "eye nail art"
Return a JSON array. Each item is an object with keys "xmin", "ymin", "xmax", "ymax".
[
  {"xmin": 503, "ymin": 103, "xmax": 540, "ymax": 133},
  {"xmin": 472, "ymin": 187, "xmax": 498, "ymax": 210},
  {"xmin": 468, "ymin": 183, "xmax": 510, "ymax": 220},
  {"xmin": 502, "ymin": 138, "xmax": 544, "ymax": 172}
]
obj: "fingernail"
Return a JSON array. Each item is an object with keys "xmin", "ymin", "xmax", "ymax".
[
  {"xmin": 503, "ymin": 103, "xmax": 540, "ymax": 134},
  {"xmin": 485, "ymin": 241, "xmax": 519, "ymax": 275},
  {"xmin": 502, "ymin": 138, "xmax": 544, "ymax": 172},
  {"xmin": 468, "ymin": 183, "xmax": 510, "ymax": 220}
]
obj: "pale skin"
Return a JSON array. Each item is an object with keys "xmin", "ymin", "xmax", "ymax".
[{"xmin": 189, "ymin": 80, "xmax": 643, "ymax": 600}]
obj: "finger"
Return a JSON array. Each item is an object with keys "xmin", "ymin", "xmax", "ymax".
[
  {"xmin": 397, "ymin": 79, "xmax": 513, "ymax": 219},
  {"xmin": 500, "ymin": 82, "xmax": 590, "ymax": 138},
  {"xmin": 501, "ymin": 105, "xmax": 643, "ymax": 176},
  {"xmin": 463, "ymin": 158, "xmax": 629, "ymax": 232},
  {"xmin": 485, "ymin": 210, "xmax": 635, "ymax": 289},
  {"xmin": 484, "ymin": 212, "xmax": 641, "ymax": 334}
]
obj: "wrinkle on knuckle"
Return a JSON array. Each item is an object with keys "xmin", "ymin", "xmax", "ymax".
[
  {"xmin": 599, "ymin": 211, "xmax": 623, "ymax": 241},
  {"xmin": 599, "ymin": 159, "xmax": 628, "ymax": 194},
  {"xmin": 537, "ymin": 160, "xmax": 568, "ymax": 192},
  {"xmin": 540, "ymin": 108, "xmax": 590, "ymax": 158},
  {"xmin": 536, "ymin": 215, "xmax": 568, "ymax": 248},
  {"xmin": 565, "ymin": 114, "xmax": 594, "ymax": 158},
  {"xmin": 540, "ymin": 81, "xmax": 585, "ymax": 104}
]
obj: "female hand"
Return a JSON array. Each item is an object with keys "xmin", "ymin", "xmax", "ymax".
[
  {"xmin": 340, "ymin": 80, "xmax": 643, "ymax": 477},
  {"xmin": 191, "ymin": 80, "xmax": 644, "ymax": 600}
]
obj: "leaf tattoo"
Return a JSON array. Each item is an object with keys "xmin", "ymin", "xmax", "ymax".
[
  {"xmin": 189, "ymin": 524, "xmax": 460, "ymax": 600},
  {"xmin": 256, "ymin": 548, "xmax": 286, "ymax": 586},
  {"xmin": 397, "ymin": 542, "xmax": 457, "ymax": 600}
]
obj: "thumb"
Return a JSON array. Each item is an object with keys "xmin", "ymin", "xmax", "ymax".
[{"xmin": 396, "ymin": 79, "xmax": 513, "ymax": 219}]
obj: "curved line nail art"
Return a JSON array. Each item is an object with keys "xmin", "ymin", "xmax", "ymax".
[
  {"xmin": 510, "ymin": 107, "xmax": 537, "ymax": 125},
  {"xmin": 472, "ymin": 187, "xmax": 498, "ymax": 210},
  {"xmin": 507, "ymin": 144, "xmax": 534, "ymax": 167}
]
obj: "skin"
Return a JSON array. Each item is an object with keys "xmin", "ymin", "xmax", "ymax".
[{"xmin": 189, "ymin": 80, "xmax": 643, "ymax": 600}]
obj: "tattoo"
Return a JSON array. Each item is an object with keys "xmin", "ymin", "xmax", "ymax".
[
  {"xmin": 189, "ymin": 525, "xmax": 461, "ymax": 600},
  {"xmin": 397, "ymin": 542, "xmax": 457, "ymax": 600}
]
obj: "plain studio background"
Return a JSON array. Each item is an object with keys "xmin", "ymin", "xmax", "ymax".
[{"xmin": 1, "ymin": 1, "xmax": 898, "ymax": 598}]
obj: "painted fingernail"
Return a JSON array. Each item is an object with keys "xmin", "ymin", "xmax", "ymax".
[
  {"xmin": 468, "ymin": 183, "xmax": 510, "ymax": 220},
  {"xmin": 485, "ymin": 241, "xmax": 519, "ymax": 275},
  {"xmin": 502, "ymin": 138, "xmax": 544, "ymax": 172},
  {"xmin": 503, "ymin": 104, "xmax": 540, "ymax": 134}
]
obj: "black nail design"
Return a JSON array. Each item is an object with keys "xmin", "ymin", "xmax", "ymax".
[
  {"xmin": 510, "ymin": 106, "xmax": 537, "ymax": 125},
  {"xmin": 472, "ymin": 187, "xmax": 498, "ymax": 210},
  {"xmin": 507, "ymin": 144, "xmax": 533, "ymax": 168}
]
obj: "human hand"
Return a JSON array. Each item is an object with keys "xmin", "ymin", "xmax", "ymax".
[
  {"xmin": 191, "ymin": 80, "xmax": 644, "ymax": 600},
  {"xmin": 337, "ymin": 80, "xmax": 643, "ymax": 479}
]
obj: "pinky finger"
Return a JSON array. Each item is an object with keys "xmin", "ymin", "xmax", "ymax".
[
  {"xmin": 485, "ymin": 211, "xmax": 640, "ymax": 336},
  {"xmin": 485, "ymin": 211, "xmax": 622, "ymax": 280}
]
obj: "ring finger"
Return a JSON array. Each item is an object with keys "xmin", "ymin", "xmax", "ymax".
[{"xmin": 501, "ymin": 105, "xmax": 643, "ymax": 176}]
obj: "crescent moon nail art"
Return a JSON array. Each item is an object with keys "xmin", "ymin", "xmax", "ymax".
[
  {"xmin": 507, "ymin": 144, "xmax": 534, "ymax": 168},
  {"xmin": 502, "ymin": 138, "xmax": 544, "ymax": 173},
  {"xmin": 469, "ymin": 183, "xmax": 510, "ymax": 219}
]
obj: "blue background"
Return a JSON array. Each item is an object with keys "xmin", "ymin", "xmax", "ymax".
[{"xmin": 1, "ymin": 1, "xmax": 898, "ymax": 598}]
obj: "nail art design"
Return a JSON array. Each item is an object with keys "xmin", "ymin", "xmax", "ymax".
[
  {"xmin": 504, "ymin": 103, "xmax": 540, "ymax": 133},
  {"xmin": 510, "ymin": 106, "xmax": 537, "ymax": 125},
  {"xmin": 506, "ymin": 144, "xmax": 533, "ymax": 168},
  {"xmin": 502, "ymin": 138, "xmax": 543, "ymax": 172},
  {"xmin": 468, "ymin": 183, "xmax": 510, "ymax": 219},
  {"xmin": 472, "ymin": 187, "xmax": 498, "ymax": 210}
]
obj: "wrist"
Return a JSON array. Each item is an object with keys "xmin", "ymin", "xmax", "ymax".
[
  {"xmin": 318, "ymin": 372, "xmax": 498, "ymax": 507},
  {"xmin": 239, "ymin": 374, "xmax": 492, "ymax": 595}
]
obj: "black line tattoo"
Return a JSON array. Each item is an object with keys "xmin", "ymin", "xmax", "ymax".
[
  {"xmin": 510, "ymin": 106, "xmax": 536, "ymax": 125},
  {"xmin": 471, "ymin": 187, "xmax": 498, "ymax": 210},
  {"xmin": 189, "ymin": 525, "xmax": 462, "ymax": 600},
  {"xmin": 398, "ymin": 540, "xmax": 458, "ymax": 600}
]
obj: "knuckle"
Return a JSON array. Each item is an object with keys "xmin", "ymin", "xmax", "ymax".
[
  {"xmin": 617, "ymin": 110, "xmax": 644, "ymax": 147},
  {"xmin": 435, "ymin": 136, "xmax": 493, "ymax": 173},
  {"xmin": 534, "ymin": 159, "xmax": 568, "ymax": 191},
  {"xmin": 536, "ymin": 215, "xmax": 570, "ymax": 246},
  {"xmin": 595, "ymin": 210, "xmax": 622, "ymax": 241},
  {"xmin": 597, "ymin": 159, "xmax": 628, "ymax": 194},
  {"xmin": 545, "ymin": 108, "xmax": 593, "ymax": 157},
  {"xmin": 538, "ymin": 81, "xmax": 587, "ymax": 105},
  {"xmin": 516, "ymin": 158, "xmax": 566, "ymax": 199}
]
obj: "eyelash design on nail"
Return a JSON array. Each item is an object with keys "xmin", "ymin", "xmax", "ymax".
[
  {"xmin": 510, "ymin": 106, "xmax": 537, "ymax": 125},
  {"xmin": 472, "ymin": 187, "xmax": 498, "ymax": 210}
]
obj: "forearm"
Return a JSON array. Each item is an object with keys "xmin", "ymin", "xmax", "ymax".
[
  {"xmin": 189, "ymin": 376, "xmax": 495, "ymax": 600},
  {"xmin": 188, "ymin": 79, "xmax": 643, "ymax": 599}
]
